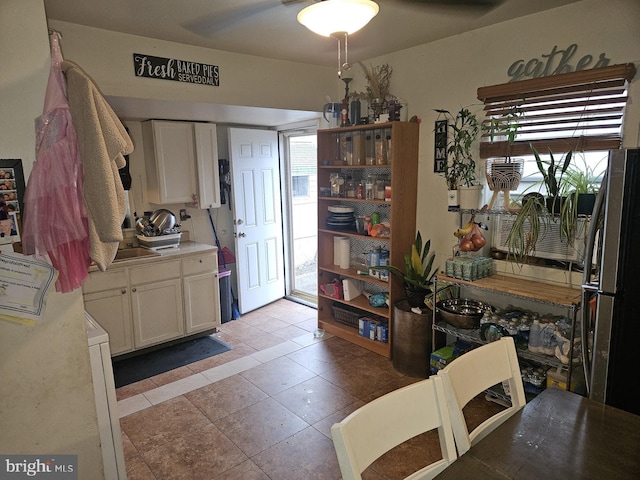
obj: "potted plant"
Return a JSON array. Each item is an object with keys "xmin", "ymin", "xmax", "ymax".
[
  {"xmin": 505, "ymin": 192, "xmax": 549, "ymax": 264},
  {"xmin": 358, "ymin": 62, "xmax": 392, "ymax": 122},
  {"xmin": 371, "ymin": 231, "xmax": 437, "ymax": 308},
  {"xmin": 562, "ymin": 153, "xmax": 604, "ymax": 215},
  {"xmin": 435, "ymin": 107, "xmax": 481, "ymax": 209},
  {"xmin": 484, "ymin": 106, "xmax": 524, "ymax": 211},
  {"xmin": 557, "ymin": 153, "xmax": 604, "ymax": 244},
  {"xmin": 532, "ymin": 145, "xmax": 572, "ymax": 215}
]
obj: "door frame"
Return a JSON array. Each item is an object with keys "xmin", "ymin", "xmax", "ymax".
[{"xmin": 279, "ymin": 121, "xmax": 318, "ymax": 306}]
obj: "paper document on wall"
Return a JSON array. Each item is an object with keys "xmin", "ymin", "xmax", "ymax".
[{"xmin": 0, "ymin": 252, "xmax": 58, "ymax": 325}]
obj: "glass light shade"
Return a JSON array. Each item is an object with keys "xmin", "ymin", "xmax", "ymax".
[{"xmin": 297, "ymin": 0, "xmax": 379, "ymax": 37}]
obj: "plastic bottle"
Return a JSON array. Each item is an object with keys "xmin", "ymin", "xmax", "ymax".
[{"xmin": 528, "ymin": 319, "xmax": 541, "ymax": 353}]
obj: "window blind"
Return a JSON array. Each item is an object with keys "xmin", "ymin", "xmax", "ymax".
[{"xmin": 477, "ymin": 63, "xmax": 637, "ymax": 159}]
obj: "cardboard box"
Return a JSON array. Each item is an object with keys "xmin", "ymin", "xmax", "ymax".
[
  {"xmin": 430, "ymin": 345, "xmax": 455, "ymax": 374},
  {"xmin": 343, "ymin": 278, "xmax": 364, "ymax": 301}
]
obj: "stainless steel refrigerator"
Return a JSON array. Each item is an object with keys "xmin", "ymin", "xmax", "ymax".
[{"xmin": 581, "ymin": 148, "xmax": 640, "ymax": 415}]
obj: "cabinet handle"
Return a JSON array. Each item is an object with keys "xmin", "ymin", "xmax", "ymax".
[
  {"xmin": 121, "ymin": 289, "xmax": 126, "ymax": 294},
  {"xmin": 132, "ymin": 288, "xmax": 137, "ymax": 293},
  {"xmin": 199, "ymin": 259, "xmax": 203, "ymax": 263}
]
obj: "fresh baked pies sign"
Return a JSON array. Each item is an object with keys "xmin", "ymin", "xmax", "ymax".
[{"xmin": 133, "ymin": 53, "xmax": 219, "ymax": 86}]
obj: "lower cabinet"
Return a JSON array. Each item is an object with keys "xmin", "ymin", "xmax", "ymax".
[
  {"xmin": 131, "ymin": 278, "xmax": 184, "ymax": 349},
  {"xmin": 182, "ymin": 252, "xmax": 221, "ymax": 334},
  {"xmin": 82, "ymin": 250, "xmax": 220, "ymax": 356},
  {"xmin": 83, "ymin": 270, "xmax": 133, "ymax": 355}
]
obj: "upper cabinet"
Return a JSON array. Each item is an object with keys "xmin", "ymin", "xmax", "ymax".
[{"xmin": 142, "ymin": 120, "xmax": 221, "ymax": 208}]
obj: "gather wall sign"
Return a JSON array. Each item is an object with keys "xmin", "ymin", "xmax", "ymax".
[
  {"xmin": 507, "ymin": 44, "xmax": 610, "ymax": 82},
  {"xmin": 133, "ymin": 53, "xmax": 219, "ymax": 86}
]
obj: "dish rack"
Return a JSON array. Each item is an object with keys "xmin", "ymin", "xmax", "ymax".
[{"xmin": 136, "ymin": 233, "xmax": 181, "ymax": 250}]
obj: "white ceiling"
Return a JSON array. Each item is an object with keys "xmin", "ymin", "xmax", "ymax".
[{"xmin": 43, "ymin": 0, "xmax": 579, "ymax": 125}]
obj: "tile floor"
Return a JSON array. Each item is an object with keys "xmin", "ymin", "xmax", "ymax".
[{"xmin": 116, "ymin": 299, "xmax": 503, "ymax": 480}]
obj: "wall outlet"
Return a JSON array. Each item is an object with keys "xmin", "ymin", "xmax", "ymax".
[{"xmin": 179, "ymin": 209, "xmax": 190, "ymax": 221}]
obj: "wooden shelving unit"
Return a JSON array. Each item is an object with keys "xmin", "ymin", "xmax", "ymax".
[{"xmin": 317, "ymin": 121, "xmax": 419, "ymax": 358}]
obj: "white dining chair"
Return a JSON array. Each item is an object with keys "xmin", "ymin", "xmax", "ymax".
[
  {"xmin": 437, "ymin": 336, "xmax": 526, "ymax": 456},
  {"xmin": 331, "ymin": 376, "xmax": 457, "ymax": 480}
]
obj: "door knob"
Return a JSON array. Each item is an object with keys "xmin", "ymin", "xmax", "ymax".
[
  {"xmin": 238, "ymin": 232, "xmax": 246, "ymax": 237},
  {"xmin": 237, "ymin": 219, "xmax": 244, "ymax": 225}
]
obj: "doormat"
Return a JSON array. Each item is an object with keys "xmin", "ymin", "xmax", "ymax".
[{"xmin": 112, "ymin": 336, "xmax": 232, "ymax": 388}]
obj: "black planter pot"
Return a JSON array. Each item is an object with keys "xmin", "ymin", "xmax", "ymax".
[
  {"xmin": 577, "ymin": 193, "xmax": 596, "ymax": 215},
  {"xmin": 545, "ymin": 196, "xmax": 567, "ymax": 215},
  {"xmin": 404, "ymin": 285, "xmax": 431, "ymax": 309}
]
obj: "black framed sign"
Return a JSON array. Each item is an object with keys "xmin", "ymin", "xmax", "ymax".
[
  {"xmin": 434, "ymin": 119, "xmax": 448, "ymax": 173},
  {"xmin": 133, "ymin": 53, "xmax": 219, "ymax": 86}
]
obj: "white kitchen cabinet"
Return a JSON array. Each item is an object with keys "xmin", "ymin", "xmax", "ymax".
[
  {"xmin": 83, "ymin": 246, "xmax": 221, "ymax": 356},
  {"xmin": 131, "ymin": 278, "xmax": 184, "ymax": 348},
  {"xmin": 83, "ymin": 270, "xmax": 133, "ymax": 355},
  {"xmin": 142, "ymin": 120, "xmax": 220, "ymax": 208},
  {"xmin": 193, "ymin": 123, "xmax": 221, "ymax": 209},
  {"xmin": 129, "ymin": 259, "xmax": 184, "ymax": 349},
  {"xmin": 182, "ymin": 253, "xmax": 221, "ymax": 334}
]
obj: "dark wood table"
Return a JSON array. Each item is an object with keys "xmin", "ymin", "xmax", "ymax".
[{"xmin": 434, "ymin": 387, "xmax": 640, "ymax": 480}]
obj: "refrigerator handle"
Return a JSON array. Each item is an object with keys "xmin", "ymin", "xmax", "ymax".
[
  {"xmin": 580, "ymin": 171, "xmax": 608, "ymax": 395},
  {"xmin": 580, "ymin": 285, "xmax": 598, "ymax": 393},
  {"xmin": 582, "ymin": 170, "xmax": 607, "ymax": 285}
]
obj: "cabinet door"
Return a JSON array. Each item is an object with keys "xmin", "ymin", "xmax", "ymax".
[
  {"xmin": 143, "ymin": 120, "xmax": 197, "ymax": 204},
  {"xmin": 84, "ymin": 289, "xmax": 133, "ymax": 355},
  {"xmin": 194, "ymin": 123, "xmax": 221, "ymax": 209},
  {"xmin": 131, "ymin": 279, "xmax": 184, "ymax": 348},
  {"xmin": 184, "ymin": 272, "xmax": 221, "ymax": 334}
]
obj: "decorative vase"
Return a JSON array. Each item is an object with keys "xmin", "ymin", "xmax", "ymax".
[
  {"xmin": 459, "ymin": 185, "xmax": 482, "ymax": 210},
  {"xmin": 404, "ymin": 284, "xmax": 431, "ymax": 309}
]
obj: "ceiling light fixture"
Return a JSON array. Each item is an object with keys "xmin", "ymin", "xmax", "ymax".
[
  {"xmin": 298, "ymin": 0, "xmax": 379, "ymax": 84},
  {"xmin": 297, "ymin": 0, "xmax": 379, "ymax": 37}
]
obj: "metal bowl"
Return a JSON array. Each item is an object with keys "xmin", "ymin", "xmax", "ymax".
[
  {"xmin": 436, "ymin": 298, "xmax": 493, "ymax": 329},
  {"xmin": 149, "ymin": 209, "xmax": 176, "ymax": 233}
]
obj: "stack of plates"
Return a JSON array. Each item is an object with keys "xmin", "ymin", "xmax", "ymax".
[{"xmin": 326, "ymin": 205, "xmax": 355, "ymax": 231}]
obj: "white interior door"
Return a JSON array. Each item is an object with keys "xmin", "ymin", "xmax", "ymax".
[{"xmin": 229, "ymin": 128, "xmax": 285, "ymax": 314}]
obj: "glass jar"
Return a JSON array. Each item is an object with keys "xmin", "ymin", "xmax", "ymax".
[
  {"xmin": 385, "ymin": 129, "xmax": 392, "ymax": 165},
  {"xmin": 375, "ymin": 176, "xmax": 386, "ymax": 200},
  {"xmin": 375, "ymin": 130, "xmax": 387, "ymax": 165},
  {"xmin": 345, "ymin": 177, "xmax": 356, "ymax": 198},
  {"xmin": 365, "ymin": 134, "xmax": 376, "ymax": 165},
  {"xmin": 352, "ymin": 131, "xmax": 365, "ymax": 165},
  {"xmin": 343, "ymin": 134, "xmax": 353, "ymax": 165},
  {"xmin": 365, "ymin": 173, "xmax": 376, "ymax": 200},
  {"xmin": 330, "ymin": 173, "xmax": 345, "ymax": 197}
]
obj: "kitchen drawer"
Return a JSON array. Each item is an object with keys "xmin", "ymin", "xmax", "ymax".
[
  {"xmin": 130, "ymin": 260, "xmax": 180, "ymax": 285},
  {"xmin": 83, "ymin": 269, "xmax": 128, "ymax": 294},
  {"xmin": 182, "ymin": 253, "xmax": 217, "ymax": 276}
]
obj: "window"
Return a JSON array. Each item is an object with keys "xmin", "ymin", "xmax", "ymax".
[
  {"xmin": 477, "ymin": 63, "xmax": 636, "ymax": 198},
  {"xmin": 292, "ymin": 175, "xmax": 310, "ymax": 197}
]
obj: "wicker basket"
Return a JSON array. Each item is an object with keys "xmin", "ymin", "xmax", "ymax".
[
  {"xmin": 332, "ymin": 302, "xmax": 387, "ymax": 329},
  {"xmin": 331, "ymin": 303, "xmax": 362, "ymax": 328}
]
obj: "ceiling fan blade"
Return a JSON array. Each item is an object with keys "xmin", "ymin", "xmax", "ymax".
[
  {"xmin": 185, "ymin": 0, "xmax": 313, "ymax": 37},
  {"xmin": 394, "ymin": 0, "xmax": 504, "ymax": 8}
]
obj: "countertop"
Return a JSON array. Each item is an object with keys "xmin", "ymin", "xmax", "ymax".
[{"xmin": 89, "ymin": 241, "xmax": 218, "ymax": 271}]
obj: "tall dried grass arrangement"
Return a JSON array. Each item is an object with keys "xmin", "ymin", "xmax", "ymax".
[{"xmin": 358, "ymin": 62, "xmax": 392, "ymax": 101}]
